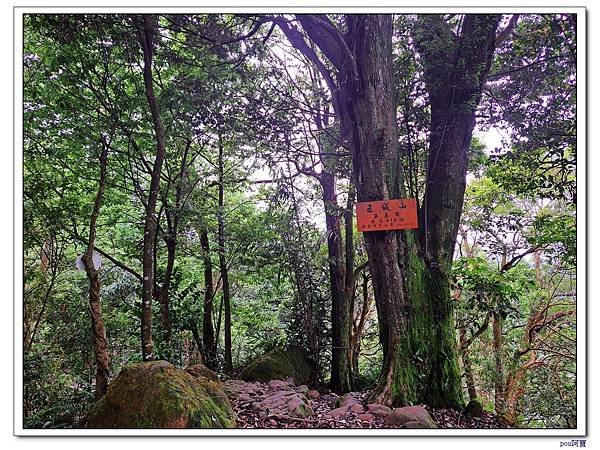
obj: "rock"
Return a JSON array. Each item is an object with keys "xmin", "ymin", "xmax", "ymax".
[
  {"xmin": 357, "ymin": 413, "xmax": 374, "ymax": 422},
  {"xmin": 327, "ymin": 406, "xmax": 348, "ymax": 418},
  {"xmin": 222, "ymin": 380, "xmax": 246, "ymax": 397},
  {"xmin": 238, "ymin": 393, "xmax": 252, "ymax": 402},
  {"xmin": 336, "ymin": 392, "xmax": 361, "ymax": 408},
  {"xmin": 239, "ymin": 347, "xmax": 312, "ymax": 384},
  {"xmin": 367, "ymin": 404, "xmax": 392, "ymax": 417},
  {"xmin": 184, "ymin": 364, "xmax": 220, "ymax": 382},
  {"xmin": 403, "ymin": 421, "xmax": 426, "ymax": 428},
  {"xmin": 321, "ymin": 394, "xmax": 339, "ymax": 403},
  {"xmin": 297, "ymin": 385, "xmax": 309, "ymax": 395},
  {"xmin": 385, "ymin": 405, "xmax": 437, "ymax": 429},
  {"xmin": 287, "ymin": 396, "xmax": 315, "ymax": 418},
  {"xmin": 307, "ymin": 389, "xmax": 320, "ymax": 399},
  {"xmin": 465, "ymin": 398, "xmax": 484, "ymax": 418},
  {"xmin": 268, "ymin": 379, "xmax": 292, "ymax": 390},
  {"xmin": 248, "ymin": 384, "xmax": 315, "ymax": 419},
  {"xmin": 86, "ymin": 361, "xmax": 236, "ymax": 428},
  {"xmin": 350, "ymin": 403, "xmax": 365, "ymax": 413}
]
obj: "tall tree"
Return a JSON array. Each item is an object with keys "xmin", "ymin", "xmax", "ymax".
[
  {"xmin": 406, "ymin": 14, "xmax": 501, "ymax": 408},
  {"xmin": 217, "ymin": 130, "xmax": 234, "ymax": 374},
  {"xmin": 135, "ymin": 15, "xmax": 167, "ymax": 361},
  {"xmin": 278, "ymin": 13, "xmax": 501, "ymax": 407}
]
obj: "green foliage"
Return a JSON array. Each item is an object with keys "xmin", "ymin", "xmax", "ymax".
[
  {"xmin": 22, "ymin": 12, "xmax": 577, "ymax": 429},
  {"xmin": 453, "ymin": 256, "xmax": 534, "ymax": 315}
]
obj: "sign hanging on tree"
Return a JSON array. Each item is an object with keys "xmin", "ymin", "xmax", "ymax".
[
  {"xmin": 75, "ymin": 252, "xmax": 102, "ymax": 271},
  {"xmin": 356, "ymin": 198, "xmax": 418, "ymax": 232}
]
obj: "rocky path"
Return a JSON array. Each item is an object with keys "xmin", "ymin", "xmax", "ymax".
[
  {"xmin": 223, "ymin": 378, "xmax": 507, "ymax": 429},
  {"xmin": 224, "ymin": 378, "xmax": 425, "ymax": 429}
]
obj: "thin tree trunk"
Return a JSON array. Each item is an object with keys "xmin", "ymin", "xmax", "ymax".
[
  {"xmin": 157, "ymin": 140, "xmax": 190, "ymax": 343},
  {"xmin": 217, "ymin": 132, "xmax": 233, "ymax": 374},
  {"xmin": 351, "ymin": 271, "xmax": 372, "ymax": 378},
  {"xmin": 344, "ymin": 185, "xmax": 356, "ymax": 384},
  {"xmin": 157, "ymin": 238, "xmax": 175, "ymax": 342},
  {"xmin": 135, "ymin": 14, "xmax": 167, "ymax": 361},
  {"xmin": 492, "ymin": 310, "xmax": 506, "ymax": 416},
  {"xmin": 463, "ymin": 350, "xmax": 478, "ymax": 401},
  {"xmin": 321, "ymin": 171, "xmax": 352, "ymax": 394},
  {"xmin": 215, "ymin": 294, "xmax": 224, "ymax": 355},
  {"xmin": 81, "ymin": 141, "xmax": 110, "ymax": 399},
  {"xmin": 26, "ymin": 241, "xmax": 60, "ymax": 354},
  {"xmin": 200, "ymin": 224, "xmax": 217, "ymax": 369}
]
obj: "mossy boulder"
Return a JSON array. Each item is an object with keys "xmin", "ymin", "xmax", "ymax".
[
  {"xmin": 86, "ymin": 360, "xmax": 236, "ymax": 428},
  {"xmin": 185, "ymin": 364, "xmax": 220, "ymax": 382},
  {"xmin": 464, "ymin": 398, "xmax": 484, "ymax": 418},
  {"xmin": 239, "ymin": 347, "xmax": 311, "ymax": 384}
]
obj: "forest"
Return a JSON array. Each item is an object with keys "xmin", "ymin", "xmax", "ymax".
[{"xmin": 22, "ymin": 13, "xmax": 577, "ymax": 430}]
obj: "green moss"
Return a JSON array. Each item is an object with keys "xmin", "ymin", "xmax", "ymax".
[
  {"xmin": 404, "ymin": 233, "xmax": 464, "ymax": 409},
  {"xmin": 86, "ymin": 361, "xmax": 236, "ymax": 429},
  {"xmin": 240, "ymin": 347, "xmax": 310, "ymax": 383},
  {"xmin": 239, "ymin": 347, "xmax": 311, "ymax": 383},
  {"xmin": 185, "ymin": 364, "xmax": 220, "ymax": 382}
]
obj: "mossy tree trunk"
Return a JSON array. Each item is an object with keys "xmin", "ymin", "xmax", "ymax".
[
  {"xmin": 403, "ymin": 244, "xmax": 465, "ymax": 408},
  {"xmin": 405, "ymin": 14, "xmax": 501, "ymax": 409}
]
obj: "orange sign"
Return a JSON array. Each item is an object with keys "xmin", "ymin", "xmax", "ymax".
[{"xmin": 356, "ymin": 198, "xmax": 418, "ymax": 232}]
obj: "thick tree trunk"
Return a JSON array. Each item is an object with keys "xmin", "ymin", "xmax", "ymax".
[
  {"xmin": 200, "ymin": 225, "xmax": 217, "ymax": 369},
  {"xmin": 404, "ymin": 250, "xmax": 465, "ymax": 408},
  {"xmin": 136, "ymin": 15, "xmax": 167, "ymax": 361},
  {"xmin": 321, "ymin": 172, "xmax": 352, "ymax": 394},
  {"xmin": 405, "ymin": 14, "xmax": 501, "ymax": 409},
  {"xmin": 337, "ymin": 15, "xmax": 415, "ymax": 406},
  {"xmin": 81, "ymin": 141, "xmax": 110, "ymax": 399},
  {"xmin": 217, "ymin": 132, "xmax": 233, "ymax": 374}
]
